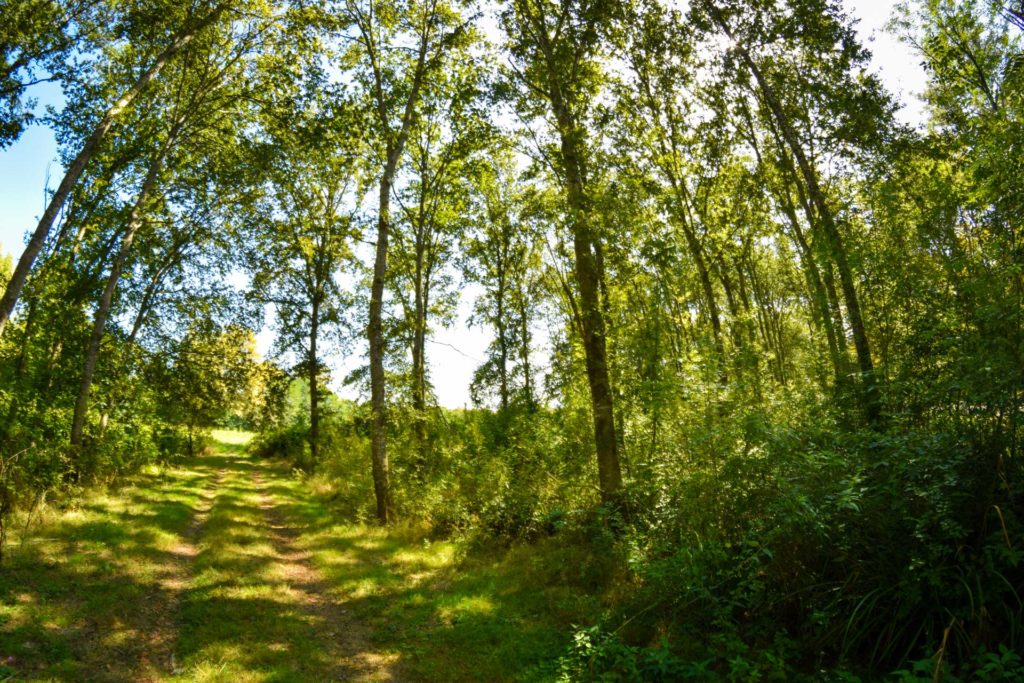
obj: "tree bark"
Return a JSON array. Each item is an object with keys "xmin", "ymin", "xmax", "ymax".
[
  {"xmin": 517, "ymin": 289, "xmax": 534, "ymax": 409},
  {"xmin": 0, "ymin": 3, "xmax": 227, "ymax": 339},
  {"xmin": 411, "ymin": 233, "xmax": 428, "ymax": 448},
  {"xmin": 495, "ymin": 249, "xmax": 510, "ymax": 411},
  {"xmin": 361, "ymin": 0, "xmax": 435, "ymax": 524},
  {"xmin": 521, "ymin": 6, "xmax": 623, "ymax": 500},
  {"xmin": 369, "ymin": 167, "xmax": 395, "ymax": 524},
  {"xmin": 309, "ymin": 296, "xmax": 320, "ymax": 465},
  {"xmin": 552, "ymin": 107, "xmax": 623, "ymax": 501}
]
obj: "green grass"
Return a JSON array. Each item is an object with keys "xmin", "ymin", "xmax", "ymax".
[{"xmin": 0, "ymin": 430, "xmax": 614, "ymax": 681}]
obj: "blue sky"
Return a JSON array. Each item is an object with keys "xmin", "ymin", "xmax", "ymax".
[
  {"xmin": 0, "ymin": 0, "xmax": 927, "ymax": 407},
  {"xmin": 0, "ymin": 81, "xmax": 65, "ymax": 261}
]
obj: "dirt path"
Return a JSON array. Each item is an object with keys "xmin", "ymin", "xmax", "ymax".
[
  {"xmin": 0, "ymin": 431, "xmax": 584, "ymax": 681},
  {"xmin": 252, "ymin": 470, "xmax": 400, "ymax": 681},
  {"xmin": 0, "ymin": 435, "xmax": 406, "ymax": 682},
  {"xmin": 161, "ymin": 438, "xmax": 403, "ymax": 681},
  {"xmin": 151, "ymin": 467, "xmax": 225, "ymax": 678}
]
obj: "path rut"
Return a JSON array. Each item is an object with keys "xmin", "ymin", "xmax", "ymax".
[{"xmin": 252, "ymin": 470, "xmax": 400, "ymax": 681}]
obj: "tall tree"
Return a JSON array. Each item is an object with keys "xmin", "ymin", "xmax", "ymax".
[
  {"xmin": 339, "ymin": 0, "xmax": 472, "ymax": 523},
  {"xmin": 695, "ymin": 0, "xmax": 893, "ymax": 424},
  {"xmin": 501, "ymin": 0, "xmax": 623, "ymax": 501},
  {"xmin": 67, "ymin": 9, "xmax": 270, "ymax": 448},
  {"xmin": 392, "ymin": 54, "xmax": 486, "ymax": 448},
  {"xmin": 0, "ymin": 1, "xmax": 233, "ymax": 339},
  {"xmin": 249, "ymin": 114, "xmax": 358, "ymax": 466},
  {"xmin": 465, "ymin": 149, "xmax": 540, "ymax": 411}
]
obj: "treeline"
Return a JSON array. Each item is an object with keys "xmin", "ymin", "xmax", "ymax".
[{"xmin": 1, "ymin": 0, "xmax": 1022, "ymax": 679}]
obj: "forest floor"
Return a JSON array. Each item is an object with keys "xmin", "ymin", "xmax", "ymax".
[{"xmin": 0, "ymin": 431, "xmax": 607, "ymax": 682}]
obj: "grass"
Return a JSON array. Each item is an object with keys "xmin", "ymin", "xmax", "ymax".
[{"xmin": 0, "ymin": 430, "xmax": 616, "ymax": 681}]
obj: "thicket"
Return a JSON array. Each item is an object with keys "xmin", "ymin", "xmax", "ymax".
[
  {"xmin": 251, "ymin": 356, "xmax": 1023, "ymax": 680},
  {"xmin": 0, "ymin": 0, "xmax": 1022, "ymax": 679}
]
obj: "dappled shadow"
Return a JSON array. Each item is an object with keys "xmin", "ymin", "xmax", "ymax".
[
  {"xmin": 255, "ymin": 460, "xmax": 594, "ymax": 681},
  {"xmin": 0, "ymin": 437, "xmax": 406, "ymax": 681},
  {"xmin": 172, "ymin": 441, "xmax": 403, "ymax": 681},
  {"xmin": 0, "ymin": 431, "xmax": 585, "ymax": 681},
  {"xmin": 0, "ymin": 456, "xmax": 219, "ymax": 680}
]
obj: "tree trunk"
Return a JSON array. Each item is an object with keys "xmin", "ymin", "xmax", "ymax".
[
  {"xmin": 361, "ymin": 0, "xmax": 433, "ymax": 524},
  {"xmin": 553, "ymin": 108, "xmax": 622, "ymax": 501},
  {"xmin": 0, "ymin": 3, "xmax": 226, "ymax": 339},
  {"xmin": 100, "ymin": 245, "xmax": 185, "ymax": 434},
  {"xmin": 518, "ymin": 290, "xmax": 534, "ymax": 409},
  {"xmin": 594, "ymin": 241, "xmax": 627, "ymax": 460},
  {"xmin": 309, "ymin": 296, "xmax": 320, "ymax": 465},
  {"xmin": 522, "ymin": 0, "xmax": 622, "ymax": 499},
  {"xmin": 495, "ymin": 255, "xmax": 510, "ymax": 411},
  {"xmin": 778, "ymin": 188, "xmax": 847, "ymax": 385},
  {"xmin": 679, "ymin": 217, "xmax": 727, "ymax": 385},
  {"xmin": 411, "ymin": 243, "xmax": 428, "ymax": 450},
  {"xmin": 369, "ymin": 169, "xmax": 395, "ymax": 524},
  {"xmin": 70, "ymin": 133, "xmax": 172, "ymax": 448}
]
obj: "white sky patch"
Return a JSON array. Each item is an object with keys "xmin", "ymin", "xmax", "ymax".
[{"xmin": 848, "ymin": 0, "xmax": 928, "ymax": 126}]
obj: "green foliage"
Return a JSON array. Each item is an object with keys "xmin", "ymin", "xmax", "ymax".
[
  {"xmin": 556, "ymin": 627, "xmax": 702, "ymax": 682},
  {"xmin": 0, "ymin": 244, "xmax": 11, "ymax": 289},
  {"xmin": 0, "ymin": 0, "xmax": 1022, "ymax": 679}
]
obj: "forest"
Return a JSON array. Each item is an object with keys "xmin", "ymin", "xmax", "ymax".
[{"xmin": 0, "ymin": 0, "xmax": 1022, "ymax": 680}]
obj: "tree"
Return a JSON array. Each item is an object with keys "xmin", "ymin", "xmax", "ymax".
[
  {"xmin": 67, "ymin": 9, "xmax": 272, "ymax": 449},
  {"xmin": 0, "ymin": 0, "xmax": 107, "ymax": 147},
  {"xmin": 391, "ymin": 52, "xmax": 487, "ymax": 451},
  {"xmin": 501, "ymin": 0, "xmax": 623, "ymax": 502},
  {"xmin": 248, "ymin": 110, "xmax": 358, "ymax": 465},
  {"xmin": 0, "ymin": 0, "xmax": 235, "ymax": 339},
  {"xmin": 157, "ymin": 322, "xmax": 260, "ymax": 454},
  {"xmin": 338, "ymin": 0, "xmax": 473, "ymax": 523},
  {"xmin": 464, "ymin": 148, "xmax": 540, "ymax": 411},
  {"xmin": 692, "ymin": 0, "xmax": 893, "ymax": 424},
  {"xmin": 0, "ymin": 244, "xmax": 11, "ymax": 290}
]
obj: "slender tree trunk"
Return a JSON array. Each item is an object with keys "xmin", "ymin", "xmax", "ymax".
[
  {"xmin": 0, "ymin": 299, "xmax": 38, "ymax": 446},
  {"xmin": 495, "ymin": 258, "xmax": 510, "ymax": 411},
  {"xmin": 594, "ymin": 241, "xmax": 627, "ymax": 459},
  {"xmin": 70, "ymin": 135, "xmax": 171, "ymax": 448},
  {"xmin": 0, "ymin": 4, "xmax": 226, "ymax": 339},
  {"xmin": 369, "ymin": 167, "xmax": 395, "ymax": 524},
  {"xmin": 410, "ymin": 260, "xmax": 431, "ymax": 477},
  {"xmin": 411, "ymin": 247, "xmax": 428, "ymax": 452},
  {"xmin": 522, "ymin": 0, "xmax": 622, "ymax": 499},
  {"xmin": 553, "ymin": 108, "xmax": 622, "ymax": 501},
  {"xmin": 100, "ymin": 247, "xmax": 183, "ymax": 434},
  {"xmin": 309, "ymin": 296, "xmax": 320, "ymax": 465},
  {"xmin": 411, "ymin": 323, "xmax": 425, "ymax": 413},
  {"xmin": 358, "ymin": 0, "xmax": 435, "ymax": 525},
  {"xmin": 734, "ymin": 254, "xmax": 773, "ymax": 386},
  {"xmin": 518, "ymin": 291, "xmax": 534, "ymax": 409},
  {"xmin": 679, "ymin": 218, "xmax": 727, "ymax": 385},
  {"xmin": 778, "ymin": 192, "xmax": 847, "ymax": 384}
]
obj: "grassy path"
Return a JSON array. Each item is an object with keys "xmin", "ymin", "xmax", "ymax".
[{"xmin": 0, "ymin": 431, "xmax": 606, "ymax": 681}]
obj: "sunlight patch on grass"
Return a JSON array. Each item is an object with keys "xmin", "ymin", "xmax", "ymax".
[
  {"xmin": 439, "ymin": 594, "xmax": 496, "ymax": 618},
  {"xmin": 1, "ymin": 436, "xmax": 615, "ymax": 682},
  {"xmin": 211, "ymin": 429, "xmax": 253, "ymax": 446}
]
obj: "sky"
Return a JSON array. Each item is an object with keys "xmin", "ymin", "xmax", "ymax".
[{"xmin": 0, "ymin": 0, "xmax": 928, "ymax": 408}]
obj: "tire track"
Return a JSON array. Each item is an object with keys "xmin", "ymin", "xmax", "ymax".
[
  {"xmin": 145, "ymin": 465, "xmax": 226, "ymax": 679},
  {"xmin": 251, "ymin": 468, "xmax": 401, "ymax": 682}
]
